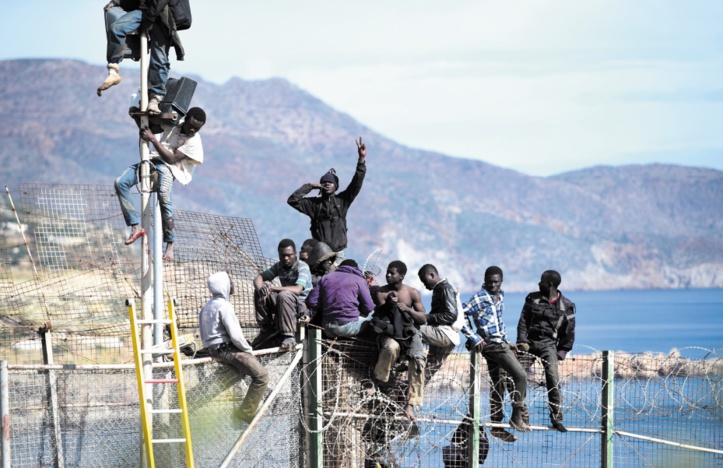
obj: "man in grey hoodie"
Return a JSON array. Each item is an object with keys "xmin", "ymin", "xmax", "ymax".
[{"xmin": 199, "ymin": 271, "xmax": 270, "ymax": 423}]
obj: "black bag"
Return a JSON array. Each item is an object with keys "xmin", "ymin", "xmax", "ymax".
[{"xmin": 169, "ymin": 0, "xmax": 192, "ymax": 30}]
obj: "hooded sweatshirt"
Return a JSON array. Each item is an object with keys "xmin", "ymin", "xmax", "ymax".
[{"xmin": 198, "ymin": 272, "xmax": 252, "ymax": 352}]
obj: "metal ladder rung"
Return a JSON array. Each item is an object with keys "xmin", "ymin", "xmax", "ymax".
[
  {"xmin": 136, "ymin": 319, "xmax": 173, "ymax": 325},
  {"xmin": 151, "ymin": 409, "xmax": 183, "ymax": 414},
  {"xmin": 145, "ymin": 379, "xmax": 179, "ymax": 384},
  {"xmin": 152, "ymin": 438, "xmax": 187, "ymax": 444},
  {"xmin": 140, "ymin": 349, "xmax": 174, "ymax": 354}
]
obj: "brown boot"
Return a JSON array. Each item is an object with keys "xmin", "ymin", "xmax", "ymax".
[
  {"xmin": 97, "ymin": 63, "xmax": 121, "ymax": 96},
  {"xmin": 509, "ymin": 406, "xmax": 531, "ymax": 432}
]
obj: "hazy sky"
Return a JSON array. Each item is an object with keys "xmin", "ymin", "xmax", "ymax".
[{"xmin": 3, "ymin": 1, "xmax": 722, "ymax": 175}]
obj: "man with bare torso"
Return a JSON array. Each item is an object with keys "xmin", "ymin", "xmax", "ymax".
[{"xmin": 371, "ymin": 260, "xmax": 427, "ymax": 420}]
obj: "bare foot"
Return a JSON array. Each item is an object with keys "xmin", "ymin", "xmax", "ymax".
[
  {"xmin": 404, "ymin": 404, "xmax": 415, "ymax": 420},
  {"xmin": 162, "ymin": 243, "xmax": 174, "ymax": 261}
]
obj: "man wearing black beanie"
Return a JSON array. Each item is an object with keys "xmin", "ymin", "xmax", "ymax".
[{"xmin": 287, "ymin": 138, "xmax": 367, "ymax": 264}]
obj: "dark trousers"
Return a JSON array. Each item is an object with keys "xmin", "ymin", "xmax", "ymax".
[
  {"xmin": 525, "ymin": 339, "xmax": 563, "ymax": 422},
  {"xmin": 481, "ymin": 342, "xmax": 527, "ymax": 422},
  {"xmin": 209, "ymin": 345, "xmax": 270, "ymax": 423},
  {"xmin": 255, "ymin": 290, "xmax": 307, "ymax": 337}
]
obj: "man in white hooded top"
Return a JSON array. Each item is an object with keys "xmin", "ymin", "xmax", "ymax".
[{"xmin": 199, "ymin": 271, "xmax": 269, "ymax": 423}]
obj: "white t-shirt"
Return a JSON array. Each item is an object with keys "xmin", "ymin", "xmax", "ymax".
[{"xmin": 154, "ymin": 124, "xmax": 204, "ymax": 185}]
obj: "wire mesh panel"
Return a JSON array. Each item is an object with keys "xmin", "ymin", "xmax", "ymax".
[
  {"xmin": 6, "ymin": 352, "xmax": 305, "ymax": 467},
  {"xmin": 1, "ymin": 184, "xmax": 272, "ymax": 364},
  {"xmin": 8, "ymin": 368, "xmax": 140, "ymax": 467}
]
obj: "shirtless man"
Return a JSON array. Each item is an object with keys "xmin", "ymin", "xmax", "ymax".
[{"xmin": 371, "ymin": 260, "xmax": 427, "ymax": 419}]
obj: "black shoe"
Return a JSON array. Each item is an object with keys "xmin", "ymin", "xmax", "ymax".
[
  {"xmin": 250, "ymin": 329, "xmax": 275, "ymax": 349},
  {"xmin": 490, "ymin": 427, "xmax": 518, "ymax": 442},
  {"xmin": 551, "ymin": 421, "xmax": 568, "ymax": 432}
]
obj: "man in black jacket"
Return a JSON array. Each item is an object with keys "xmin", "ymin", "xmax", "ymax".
[
  {"xmin": 287, "ymin": 138, "xmax": 367, "ymax": 264},
  {"xmin": 516, "ymin": 270, "xmax": 576, "ymax": 432},
  {"xmin": 418, "ymin": 264, "xmax": 460, "ymax": 379}
]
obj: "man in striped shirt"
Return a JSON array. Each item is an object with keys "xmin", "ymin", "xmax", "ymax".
[{"xmin": 461, "ymin": 266, "xmax": 530, "ymax": 440}]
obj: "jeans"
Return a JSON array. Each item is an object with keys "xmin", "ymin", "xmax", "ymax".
[
  {"xmin": 254, "ymin": 290, "xmax": 307, "ymax": 337},
  {"xmin": 106, "ymin": 8, "xmax": 170, "ymax": 96},
  {"xmin": 524, "ymin": 339, "xmax": 563, "ymax": 422},
  {"xmin": 209, "ymin": 344, "xmax": 270, "ymax": 423},
  {"xmin": 323, "ymin": 313, "xmax": 373, "ymax": 338},
  {"xmin": 481, "ymin": 342, "xmax": 527, "ymax": 422},
  {"xmin": 114, "ymin": 162, "xmax": 175, "ymax": 243}
]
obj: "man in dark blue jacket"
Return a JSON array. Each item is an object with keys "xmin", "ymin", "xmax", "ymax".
[{"xmin": 516, "ymin": 270, "xmax": 576, "ymax": 432}]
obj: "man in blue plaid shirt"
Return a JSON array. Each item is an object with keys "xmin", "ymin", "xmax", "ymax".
[{"xmin": 461, "ymin": 266, "xmax": 530, "ymax": 440}]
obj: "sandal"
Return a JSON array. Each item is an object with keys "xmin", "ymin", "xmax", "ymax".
[{"xmin": 124, "ymin": 228, "xmax": 145, "ymax": 245}]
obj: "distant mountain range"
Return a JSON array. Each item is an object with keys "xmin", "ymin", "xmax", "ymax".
[{"xmin": 1, "ymin": 59, "xmax": 722, "ymax": 292}]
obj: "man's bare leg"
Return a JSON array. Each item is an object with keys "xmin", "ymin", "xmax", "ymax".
[{"xmin": 163, "ymin": 243, "xmax": 174, "ymax": 261}]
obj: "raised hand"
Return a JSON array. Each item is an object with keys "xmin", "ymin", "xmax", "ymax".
[{"xmin": 355, "ymin": 136, "xmax": 366, "ymax": 162}]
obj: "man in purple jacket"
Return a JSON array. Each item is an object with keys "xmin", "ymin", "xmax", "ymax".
[{"xmin": 306, "ymin": 259, "xmax": 375, "ymax": 338}]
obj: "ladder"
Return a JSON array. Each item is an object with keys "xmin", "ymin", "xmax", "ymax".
[{"xmin": 128, "ymin": 298, "xmax": 194, "ymax": 468}]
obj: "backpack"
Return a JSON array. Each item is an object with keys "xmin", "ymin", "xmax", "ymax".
[{"xmin": 169, "ymin": 0, "xmax": 192, "ymax": 30}]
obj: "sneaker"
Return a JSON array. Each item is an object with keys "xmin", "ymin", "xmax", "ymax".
[
  {"xmin": 279, "ymin": 337, "xmax": 296, "ymax": 352},
  {"xmin": 147, "ymin": 95, "xmax": 162, "ymax": 115},
  {"xmin": 551, "ymin": 420, "xmax": 568, "ymax": 433},
  {"xmin": 490, "ymin": 427, "xmax": 518, "ymax": 443}
]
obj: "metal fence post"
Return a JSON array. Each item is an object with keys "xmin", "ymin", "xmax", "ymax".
[
  {"xmin": 306, "ymin": 328, "xmax": 323, "ymax": 468},
  {"xmin": 1, "ymin": 361, "xmax": 9, "ymax": 468},
  {"xmin": 468, "ymin": 350, "xmax": 480, "ymax": 465},
  {"xmin": 40, "ymin": 327, "xmax": 65, "ymax": 467},
  {"xmin": 601, "ymin": 350, "xmax": 614, "ymax": 468}
]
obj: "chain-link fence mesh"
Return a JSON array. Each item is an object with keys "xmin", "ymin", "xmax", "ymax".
[{"xmin": 5, "ymin": 351, "xmax": 303, "ymax": 467}]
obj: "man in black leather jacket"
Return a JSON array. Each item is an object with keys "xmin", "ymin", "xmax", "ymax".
[
  {"xmin": 516, "ymin": 270, "xmax": 576, "ymax": 432},
  {"xmin": 418, "ymin": 264, "xmax": 460, "ymax": 379}
]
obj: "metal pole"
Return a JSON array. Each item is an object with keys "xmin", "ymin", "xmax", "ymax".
[
  {"xmin": 468, "ymin": 350, "xmax": 480, "ymax": 465},
  {"xmin": 153, "ymin": 195, "xmax": 163, "ymax": 346},
  {"xmin": 307, "ymin": 328, "xmax": 323, "ymax": 468},
  {"xmin": 1, "ymin": 361, "xmax": 10, "ymax": 468},
  {"xmin": 601, "ymin": 350, "xmax": 614, "ymax": 468},
  {"xmin": 40, "ymin": 328, "xmax": 64, "ymax": 468},
  {"xmin": 139, "ymin": 30, "xmax": 154, "ymax": 468}
]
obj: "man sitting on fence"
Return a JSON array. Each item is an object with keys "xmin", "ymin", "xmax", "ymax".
[
  {"xmin": 306, "ymin": 259, "xmax": 375, "ymax": 338},
  {"xmin": 417, "ymin": 264, "xmax": 461, "ymax": 380},
  {"xmin": 370, "ymin": 260, "xmax": 427, "ymax": 420},
  {"xmin": 199, "ymin": 271, "xmax": 270, "ymax": 424},
  {"xmin": 114, "ymin": 107, "xmax": 206, "ymax": 261},
  {"xmin": 461, "ymin": 265, "xmax": 531, "ymax": 441},
  {"xmin": 252, "ymin": 238, "xmax": 312, "ymax": 352},
  {"xmin": 516, "ymin": 270, "xmax": 576, "ymax": 432}
]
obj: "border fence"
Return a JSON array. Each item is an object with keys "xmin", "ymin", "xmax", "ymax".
[{"xmin": 1, "ymin": 184, "xmax": 722, "ymax": 467}]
